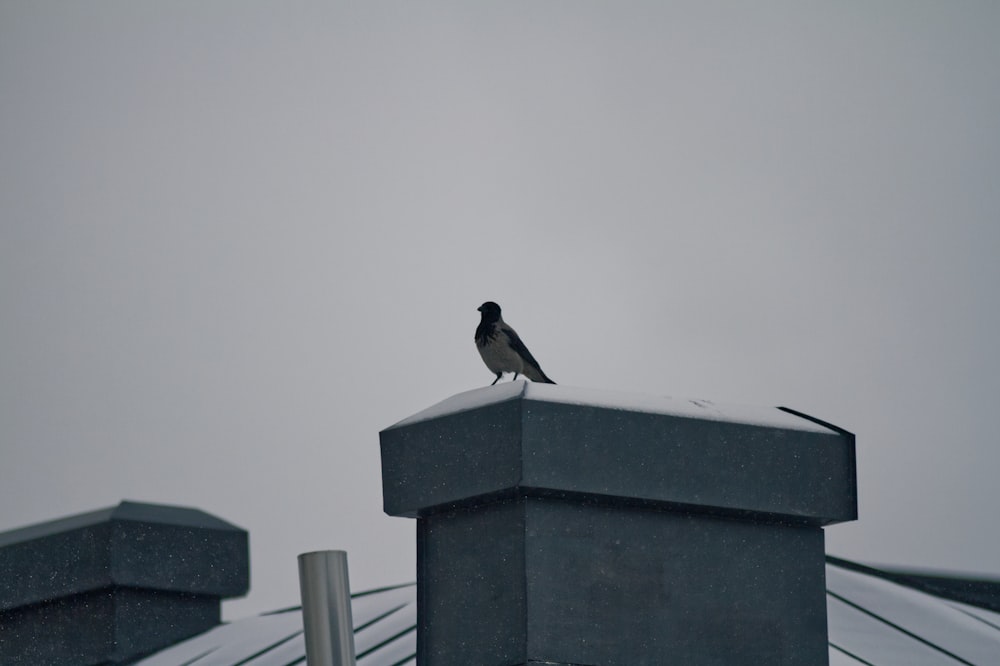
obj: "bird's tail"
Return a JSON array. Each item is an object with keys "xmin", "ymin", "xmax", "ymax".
[{"xmin": 525, "ymin": 366, "xmax": 556, "ymax": 384}]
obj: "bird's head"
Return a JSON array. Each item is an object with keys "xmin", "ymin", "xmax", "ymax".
[{"xmin": 477, "ymin": 301, "xmax": 502, "ymax": 322}]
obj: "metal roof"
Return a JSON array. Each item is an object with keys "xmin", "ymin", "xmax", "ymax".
[{"xmin": 135, "ymin": 559, "xmax": 1000, "ymax": 666}]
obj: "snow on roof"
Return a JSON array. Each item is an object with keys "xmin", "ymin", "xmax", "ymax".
[
  {"xmin": 388, "ymin": 381, "xmax": 837, "ymax": 434},
  {"xmin": 137, "ymin": 560, "xmax": 1000, "ymax": 666}
]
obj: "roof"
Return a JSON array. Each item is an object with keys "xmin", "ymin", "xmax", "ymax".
[
  {"xmin": 136, "ymin": 558, "xmax": 1000, "ymax": 666},
  {"xmin": 136, "ymin": 584, "xmax": 416, "ymax": 666}
]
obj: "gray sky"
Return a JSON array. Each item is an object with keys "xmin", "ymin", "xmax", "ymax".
[{"xmin": 2, "ymin": 2, "xmax": 998, "ymax": 619}]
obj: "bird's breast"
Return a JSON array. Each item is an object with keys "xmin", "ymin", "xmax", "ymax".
[{"xmin": 476, "ymin": 332, "xmax": 524, "ymax": 374}]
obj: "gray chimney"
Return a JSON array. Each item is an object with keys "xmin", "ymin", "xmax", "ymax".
[
  {"xmin": 380, "ymin": 383, "xmax": 856, "ymax": 666},
  {"xmin": 0, "ymin": 500, "xmax": 249, "ymax": 665}
]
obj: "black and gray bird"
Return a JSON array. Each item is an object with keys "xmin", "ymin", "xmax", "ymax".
[{"xmin": 475, "ymin": 301, "xmax": 555, "ymax": 385}]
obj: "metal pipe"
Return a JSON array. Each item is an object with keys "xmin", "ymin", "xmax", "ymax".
[{"xmin": 298, "ymin": 550, "xmax": 357, "ymax": 666}]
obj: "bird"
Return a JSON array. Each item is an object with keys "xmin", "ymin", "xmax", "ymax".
[{"xmin": 475, "ymin": 301, "xmax": 555, "ymax": 385}]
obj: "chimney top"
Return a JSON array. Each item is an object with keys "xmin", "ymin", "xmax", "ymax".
[
  {"xmin": 382, "ymin": 382, "xmax": 856, "ymax": 526},
  {"xmin": 0, "ymin": 499, "xmax": 242, "ymax": 549},
  {"xmin": 0, "ymin": 500, "xmax": 249, "ymax": 665}
]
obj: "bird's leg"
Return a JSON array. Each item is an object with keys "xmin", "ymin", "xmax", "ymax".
[
  {"xmin": 512, "ymin": 372, "xmax": 519, "ymax": 381},
  {"xmin": 491, "ymin": 373, "xmax": 502, "ymax": 386}
]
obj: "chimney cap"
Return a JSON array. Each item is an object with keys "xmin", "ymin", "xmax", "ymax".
[
  {"xmin": 0, "ymin": 500, "xmax": 248, "ymax": 611},
  {"xmin": 0, "ymin": 499, "xmax": 244, "ymax": 549},
  {"xmin": 381, "ymin": 383, "xmax": 857, "ymax": 525}
]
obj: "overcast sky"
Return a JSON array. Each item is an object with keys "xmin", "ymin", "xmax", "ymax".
[{"xmin": 2, "ymin": 2, "xmax": 998, "ymax": 620}]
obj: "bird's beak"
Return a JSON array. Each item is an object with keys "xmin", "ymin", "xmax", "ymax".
[{"xmin": 477, "ymin": 306, "xmax": 483, "ymax": 312}]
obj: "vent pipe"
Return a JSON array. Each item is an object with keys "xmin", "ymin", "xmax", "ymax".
[{"xmin": 298, "ymin": 550, "xmax": 357, "ymax": 666}]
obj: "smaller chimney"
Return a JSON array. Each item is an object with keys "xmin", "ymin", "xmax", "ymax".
[
  {"xmin": 380, "ymin": 383, "xmax": 857, "ymax": 666},
  {"xmin": 0, "ymin": 500, "xmax": 249, "ymax": 665}
]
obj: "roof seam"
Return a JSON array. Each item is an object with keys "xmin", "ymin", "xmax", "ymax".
[
  {"xmin": 355, "ymin": 625, "xmax": 417, "ymax": 660},
  {"xmin": 827, "ymin": 589, "xmax": 976, "ymax": 665},
  {"xmin": 828, "ymin": 641, "xmax": 877, "ymax": 666},
  {"xmin": 948, "ymin": 603, "xmax": 1000, "ymax": 634},
  {"xmin": 230, "ymin": 630, "xmax": 303, "ymax": 666},
  {"xmin": 355, "ymin": 603, "xmax": 409, "ymax": 633}
]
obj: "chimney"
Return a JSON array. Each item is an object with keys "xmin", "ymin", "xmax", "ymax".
[
  {"xmin": 0, "ymin": 500, "xmax": 249, "ymax": 665},
  {"xmin": 380, "ymin": 383, "xmax": 856, "ymax": 666}
]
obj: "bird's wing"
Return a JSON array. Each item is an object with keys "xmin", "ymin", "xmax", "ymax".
[{"xmin": 501, "ymin": 325, "xmax": 544, "ymax": 370}]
